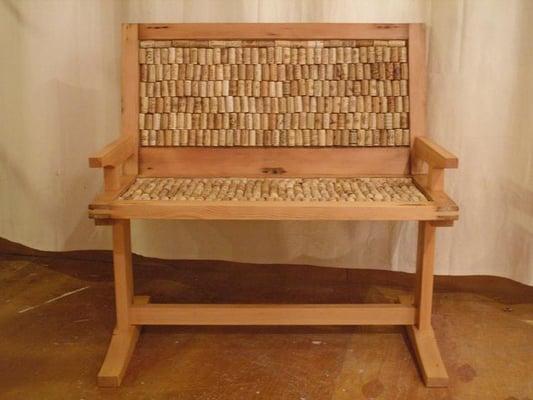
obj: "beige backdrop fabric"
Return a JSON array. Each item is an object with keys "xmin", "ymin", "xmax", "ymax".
[{"xmin": 0, "ymin": 0, "xmax": 532, "ymax": 285}]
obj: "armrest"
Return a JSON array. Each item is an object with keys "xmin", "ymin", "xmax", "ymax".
[
  {"xmin": 89, "ymin": 135, "xmax": 136, "ymax": 168},
  {"xmin": 413, "ymin": 137, "xmax": 458, "ymax": 169}
]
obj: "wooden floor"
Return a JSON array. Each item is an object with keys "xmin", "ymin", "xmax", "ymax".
[{"xmin": 0, "ymin": 239, "xmax": 532, "ymax": 399}]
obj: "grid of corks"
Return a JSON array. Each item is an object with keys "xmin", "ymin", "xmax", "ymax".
[
  {"xmin": 139, "ymin": 39, "xmax": 410, "ymax": 147},
  {"xmin": 120, "ymin": 177, "xmax": 426, "ymax": 202}
]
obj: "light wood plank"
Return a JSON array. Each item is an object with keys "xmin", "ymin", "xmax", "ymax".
[
  {"xmin": 112, "ymin": 220, "xmax": 134, "ymax": 329},
  {"xmin": 412, "ymin": 174, "xmax": 459, "ymax": 214},
  {"xmin": 89, "ymin": 135, "xmax": 136, "ymax": 168},
  {"xmin": 98, "ymin": 296, "xmax": 149, "ymax": 388},
  {"xmin": 89, "ymin": 174, "xmax": 137, "ymax": 210},
  {"xmin": 88, "ymin": 199, "xmax": 459, "ymax": 221},
  {"xmin": 406, "ymin": 326, "xmax": 449, "ymax": 387},
  {"xmin": 139, "ymin": 23, "xmax": 409, "ymax": 40},
  {"xmin": 129, "ymin": 303, "xmax": 415, "ymax": 326},
  {"xmin": 413, "ymin": 137, "xmax": 459, "ymax": 169},
  {"xmin": 414, "ymin": 221, "xmax": 436, "ymax": 330},
  {"xmin": 408, "ymin": 24, "xmax": 427, "ymax": 172},
  {"xmin": 121, "ymin": 23, "xmax": 140, "ymax": 175},
  {"xmin": 98, "ymin": 327, "xmax": 140, "ymax": 387},
  {"xmin": 399, "ymin": 295, "xmax": 449, "ymax": 387},
  {"xmin": 139, "ymin": 147, "xmax": 410, "ymax": 177},
  {"xmin": 430, "ymin": 220, "xmax": 454, "ymax": 227},
  {"xmin": 103, "ymin": 166, "xmax": 121, "ymax": 191},
  {"xmin": 427, "ymin": 167, "xmax": 444, "ymax": 191}
]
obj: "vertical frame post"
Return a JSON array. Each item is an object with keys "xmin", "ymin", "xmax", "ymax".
[
  {"xmin": 403, "ymin": 219, "xmax": 449, "ymax": 387},
  {"xmin": 121, "ymin": 24, "xmax": 140, "ymax": 176},
  {"xmin": 98, "ymin": 219, "xmax": 148, "ymax": 387},
  {"xmin": 408, "ymin": 23, "xmax": 428, "ymax": 173},
  {"xmin": 414, "ymin": 221, "xmax": 436, "ymax": 330},
  {"xmin": 112, "ymin": 219, "xmax": 134, "ymax": 330}
]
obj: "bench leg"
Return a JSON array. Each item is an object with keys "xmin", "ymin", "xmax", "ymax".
[
  {"xmin": 96, "ymin": 220, "xmax": 448, "ymax": 387},
  {"xmin": 98, "ymin": 220, "xmax": 146, "ymax": 387},
  {"xmin": 405, "ymin": 221, "xmax": 449, "ymax": 387}
]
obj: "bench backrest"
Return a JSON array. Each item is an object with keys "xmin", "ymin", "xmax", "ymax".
[{"xmin": 121, "ymin": 24, "xmax": 426, "ymax": 177}]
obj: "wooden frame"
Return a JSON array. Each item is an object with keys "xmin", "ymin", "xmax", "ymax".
[
  {"xmin": 89, "ymin": 23, "xmax": 459, "ymax": 388},
  {"xmin": 139, "ymin": 23, "xmax": 409, "ymax": 40},
  {"xmin": 138, "ymin": 147, "xmax": 411, "ymax": 177},
  {"xmin": 90, "ymin": 197, "xmax": 457, "ymax": 221}
]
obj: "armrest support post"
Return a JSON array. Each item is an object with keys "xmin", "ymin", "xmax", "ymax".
[
  {"xmin": 104, "ymin": 165, "xmax": 122, "ymax": 191},
  {"xmin": 427, "ymin": 167, "xmax": 444, "ymax": 191}
]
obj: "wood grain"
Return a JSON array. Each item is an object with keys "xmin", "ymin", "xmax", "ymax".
[
  {"xmin": 412, "ymin": 174, "xmax": 459, "ymax": 213},
  {"xmin": 97, "ymin": 221, "xmax": 141, "ymax": 388},
  {"xmin": 88, "ymin": 199, "xmax": 459, "ymax": 221},
  {"xmin": 89, "ymin": 135, "xmax": 135, "ymax": 168},
  {"xmin": 139, "ymin": 147, "xmax": 410, "ymax": 177},
  {"xmin": 139, "ymin": 23, "xmax": 409, "ymax": 40},
  {"xmin": 408, "ymin": 23, "xmax": 427, "ymax": 171},
  {"xmin": 97, "ymin": 296, "xmax": 150, "ymax": 388},
  {"xmin": 129, "ymin": 302, "xmax": 416, "ymax": 326},
  {"xmin": 414, "ymin": 221, "xmax": 436, "ymax": 331},
  {"xmin": 121, "ymin": 24, "xmax": 140, "ymax": 175},
  {"xmin": 112, "ymin": 219, "xmax": 134, "ymax": 329},
  {"xmin": 406, "ymin": 326, "xmax": 449, "ymax": 387},
  {"xmin": 413, "ymin": 137, "xmax": 459, "ymax": 169}
]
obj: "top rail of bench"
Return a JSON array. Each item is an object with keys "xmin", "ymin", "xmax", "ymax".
[{"xmin": 138, "ymin": 23, "xmax": 410, "ymax": 40}]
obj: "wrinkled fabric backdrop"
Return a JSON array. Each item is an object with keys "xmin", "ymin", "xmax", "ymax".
[{"xmin": 1, "ymin": 0, "xmax": 532, "ymax": 285}]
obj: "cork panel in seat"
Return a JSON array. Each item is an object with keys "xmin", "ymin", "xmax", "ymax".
[{"xmin": 119, "ymin": 177, "xmax": 427, "ymax": 202}]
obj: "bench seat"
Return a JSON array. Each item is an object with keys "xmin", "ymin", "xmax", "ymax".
[
  {"xmin": 89, "ymin": 175, "xmax": 457, "ymax": 221},
  {"xmin": 120, "ymin": 176, "xmax": 427, "ymax": 202}
]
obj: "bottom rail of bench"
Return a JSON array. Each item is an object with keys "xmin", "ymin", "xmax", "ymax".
[
  {"xmin": 128, "ymin": 300, "xmax": 415, "ymax": 326},
  {"xmin": 99, "ymin": 296, "xmax": 447, "ymax": 388}
]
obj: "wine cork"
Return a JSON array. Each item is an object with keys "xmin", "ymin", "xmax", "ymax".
[
  {"xmin": 387, "ymin": 130, "xmax": 395, "ymax": 146},
  {"xmin": 156, "ymin": 131, "xmax": 165, "ymax": 146},
  {"xmin": 402, "ymin": 129, "xmax": 410, "ymax": 145},
  {"xmin": 148, "ymin": 98, "xmax": 156, "ymax": 113}
]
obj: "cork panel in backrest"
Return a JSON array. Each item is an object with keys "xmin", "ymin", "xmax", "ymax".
[{"xmin": 138, "ymin": 39, "xmax": 409, "ymax": 148}]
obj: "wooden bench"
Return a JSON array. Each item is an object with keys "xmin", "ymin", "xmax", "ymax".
[{"xmin": 89, "ymin": 23, "xmax": 459, "ymax": 388}]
